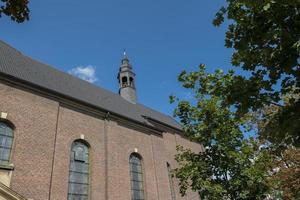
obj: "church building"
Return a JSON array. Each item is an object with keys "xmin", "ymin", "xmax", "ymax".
[{"xmin": 0, "ymin": 40, "xmax": 201, "ymax": 200}]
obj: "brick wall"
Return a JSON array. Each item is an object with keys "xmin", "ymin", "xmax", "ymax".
[
  {"xmin": 0, "ymin": 81, "xmax": 202, "ymax": 200},
  {"xmin": 0, "ymin": 82, "xmax": 58, "ymax": 200}
]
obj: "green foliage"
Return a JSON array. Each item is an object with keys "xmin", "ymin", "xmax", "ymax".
[
  {"xmin": 171, "ymin": 66, "xmax": 274, "ymax": 199},
  {"xmin": 213, "ymin": 0, "xmax": 300, "ymax": 147},
  {"xmin": 0, "ymin": 0, "xmax": 30, "ymax": 23},
  {"xmin": 172, "ymin": 0, "xmax": 300, "ymax": 199}
]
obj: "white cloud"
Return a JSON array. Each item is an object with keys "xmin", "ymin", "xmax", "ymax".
[{"xmin": 68, "ymin": 65, "xmax": 98, "ymax": 83}]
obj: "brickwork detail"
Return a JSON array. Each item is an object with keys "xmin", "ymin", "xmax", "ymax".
[{"xmin": 0, "ymin": 82, "xmax": 201, "ymax": 200}]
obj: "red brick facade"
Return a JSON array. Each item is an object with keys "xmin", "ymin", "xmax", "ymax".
[{"xmin": 0, "ymin": 81, "xmax": 202, "ymax": 200}]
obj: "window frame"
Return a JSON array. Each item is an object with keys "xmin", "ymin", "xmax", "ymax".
[
  {"xmin": 67, "ymin": 140, "xmax": 90, "ymax": 200},
  {"xmin": 129, "ymin": 153, "xmax": 146, "ymax": 200},
  {"xmin": 0, "ymin": 120, "xmax": 15, "ymax": 168}
]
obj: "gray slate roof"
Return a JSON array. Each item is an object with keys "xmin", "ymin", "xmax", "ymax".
[{"xmin": 0, "ymin": 40, "xmax": 181, "ymax": 130}]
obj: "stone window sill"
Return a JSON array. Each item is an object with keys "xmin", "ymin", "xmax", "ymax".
[{"xmin": 0, "ymin": 164, "xmax": 14, "ymax": 171}]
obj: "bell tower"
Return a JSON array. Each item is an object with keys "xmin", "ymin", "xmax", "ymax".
[{"xmin": 118, "ymin": 51, "xmax": 137, "ymax": 104}]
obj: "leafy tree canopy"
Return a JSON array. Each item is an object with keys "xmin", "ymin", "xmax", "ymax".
[
  {"xmin": 171, "ymin": 66, "xmax": 275, "ymax": 199},
  {"xmin": 171, "ymin": 0, "xmax": 300, "ymax": 199},
  {"xmin": 213, "ymin": 0, "xmax": 300, "ymax": 147},
  {"xmin": 0, "ymin": 0, "xmax": 29, "ymax": 23},
  {"xmin": 270, "ymin": 148, "xmax": 300, "ymax": 200}
]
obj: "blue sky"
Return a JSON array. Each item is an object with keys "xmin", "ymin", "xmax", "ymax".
[{"xmin": 0, "ymin": 0, "xmax": 233, "ymax": 116}]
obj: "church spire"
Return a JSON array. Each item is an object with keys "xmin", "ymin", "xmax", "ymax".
[{"xmin": 118, "ymin": 51, "xmax": 137, "ymax": 104}]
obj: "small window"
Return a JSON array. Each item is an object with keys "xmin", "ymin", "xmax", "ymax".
[
  {"xmin": 122, "ymin": 76, "xmax": 128, "ymax": 87},
  {"xmin": 130, "ymin": 153, "xmax": 145, "ymax": 200},
  {"xmin": 129, "ymin": 77, "xmax": 134, "ymax": 87},
  {"xmin": 68, "ymin": 141, "xmax": 89, "ymax": 200},
  {"xmin": 0, "ymin": 122, "xmax": 14, "ymax": 165},
  {"xmin": 167, "ymin": 163, "xmax": 176, "ymax": 200}
]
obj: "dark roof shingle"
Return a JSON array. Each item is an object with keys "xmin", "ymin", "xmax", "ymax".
[{"xmin": 0, "ymin": 40, "xmax": 181, "ymax": 130}]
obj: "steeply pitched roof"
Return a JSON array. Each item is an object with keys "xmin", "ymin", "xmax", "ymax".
[{"xmin": 0, "ymin": 40, "xmax": 181, "ymax": 130}]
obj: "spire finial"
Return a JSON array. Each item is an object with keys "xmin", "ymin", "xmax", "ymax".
[{"xmin": 123, "ymin": 48, "xmax": 127, "ymax": 59}]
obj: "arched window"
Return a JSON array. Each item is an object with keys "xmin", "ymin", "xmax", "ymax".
[
  {"xmin": 0, "ymin": 122, "xmax": 14, "ymax": 165},
  {"xmin": 129, "ymin": 77, "xmax": 134, "ymax": 87},
  {"xmin": 129, "ymin": 153, "xmax": 145, "ymax": 200},
  {"xmin": 68, "ymin": 140, "xmax": 89, "ymax": 200},
  {"xmin": 167, "ymin": 163, "xmax": 176, "ymax": 200},
  {"xmin": 122, "ymin": 76, "xmax": 128, "ymax": 87}
]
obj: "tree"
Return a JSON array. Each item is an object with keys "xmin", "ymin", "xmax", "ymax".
[
  {"xmin": 257, "ymin": 90, "xmax": 300, "ymax": 150},
  {"xmin": 171, "ymin": 0, "xmax": 300, "ymax": 199},
  {"xmin": 171, "ymin": 66, "xmax": 275, "ymax": 199},
  {"xmin": 257, "ymin": 93, "xmax": 300, "ymax": 200},
  {"xmin": 271, "ymin": 148, "xmax": 300, "ymax": 200},
  {"xmin": 213, "ymin": 0, "xmax": 300, "ymax": 147},
  {"xmin": 0, "ymin": 0, "xmax": 30, "ymax": 23}
]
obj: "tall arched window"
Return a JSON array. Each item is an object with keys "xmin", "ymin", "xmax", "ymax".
[
  {"xmin": 129, "ymin": 153, "xmax": 145, "ymax": 200},
  {"xmin": 68, "ymin": 140, "xmax": 89, "ymax": 200},
  {"xmin": 0, "ymin": 122, "xmax": 14, "ymax": 165},
  {"xmin": 167, "ymin": 162, "xmax": 176, "ymax": 200}
]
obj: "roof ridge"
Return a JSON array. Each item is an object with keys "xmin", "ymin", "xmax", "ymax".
[{"xmin": 0, "ymin": 40, "xmax": 181, "ymax": 130}]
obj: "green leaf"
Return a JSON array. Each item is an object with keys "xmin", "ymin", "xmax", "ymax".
[{"xmin": 263, "ymin": 3, "xmax": 271, "ymax": 11}]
